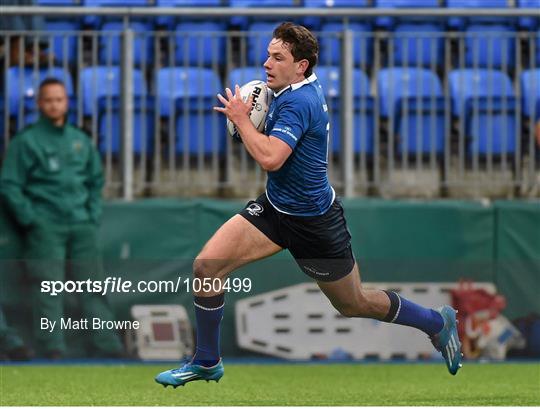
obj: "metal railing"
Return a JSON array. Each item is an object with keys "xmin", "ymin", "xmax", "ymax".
[{"xmin": 1, "ymin": 7, "xmax": 539, "ymax": 199}]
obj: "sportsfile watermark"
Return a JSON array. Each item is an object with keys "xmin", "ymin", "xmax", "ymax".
[{"xmin": 41, "ymin": 276, "xmax": 252, "ymax": 296}]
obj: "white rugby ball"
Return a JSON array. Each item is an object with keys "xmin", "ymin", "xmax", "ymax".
[{"xmin": 227, "ymin": 80, "xmax": 272, "ymax": 141}]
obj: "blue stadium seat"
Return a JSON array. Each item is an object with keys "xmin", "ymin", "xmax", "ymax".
[
  {"xmin": 228, "ymin": 67, "xmax": 267, "ymax": 88},
  {"xmin": 305, "ymin": 0, "xmax": 369, "ymax": 4},
  {"xmin": 155, "ymin": 0, "xmax": 222, "ymax": 30},
  {"xmin": 97, "ymin": 97, "xmax": 154, "ymax": 154},
  {"xmin": 157, "ymin": 68, "xmax": 221, "ymax": 116},
  {"xmin": 157, "ymin": 68, "xmax": 225, "ymax": 155},
  {"xmin": 303, "ymin": 0, "xmax": 370, "ymax": 31},
  {"xmin": 44, "ymin": 21, "xmax": 79, "ymax": 66},
  {"xmin": 376, "ymin": 0, "xmax": 438, "ymax": 4},
  {"xmin": 84, "ymin": 0, "xmax": 151, "ymax": 28},
  {"xmin": 391, "ymin": 23, "xmax": 444, "ymax": 67},
  {"xmin": 446, "ymin": 1, "xmax": 509, "ymax": 11},
  {"xmin": 80, "ymin": 66, "xmax": 152, "ymax": 154},
  {"xmin": 449, "ymin": 69, "xmax": 517, "ymax": 156},
  {"xmin": 40, "ymin": 0, "xmax": 83, "ymax": 28},
  {"xmin": 99, "ymin": 22, "xmax": 153, "ymax": 66},
  {"xmin": 157, "ymin": 0, "xmax": 220, "ymax": 5},
  {"xmin": 229, "ymin": 0, "xmax": 296, "ymax": 29},
  {"xmin": 446, "ymin": 0, "xmax": 510, "ymax": 30},
  {"xmin": 85, "ymin": 0, "xmax": 149, "ymax": 5},
  {"xmin": 37, "ymin": 0, "xmax": 82, "ymax": 4},
  {"xmin": 316, "ymin": 66, "xmax": 374, "ymax": 155},
  {"xmin": 230, "ymin": 0, "xmax": 294, "ymax": 6},
  {"xmin": 0, "ymin": 98, "xmax": 5, "ymax": 148},
  {"xmin": 175, "ymin": 22, "xmax": 226, "ymax": 66},
  {"xmin": 518, "ymin": 0, "xmax": 540, "ymax": 31},
  {"xmin": 319, "ymin": 23, "xmax": 372, "ymax": 67},
  {"xmin": 375, "ymin": 0, "xmax": 441, "ymax": 30},
  {"xmin": 521, "ymin": 69, "xmax": 540, "ymax": 120},
  {"xmin": 247, "ymin": 22, "xmax": 279, "ymax": 66},
  {"xmin": 378, "ymin": 68, "xmax": 445, "ymax": 155},
  {"xmin": 536, "ymin": 29, "xmax": 540, "ymax": 65},
  {"xmin": 465, "ymin": 25, "xmax": 516, "ymax": 69},
  {"xmin": 5, "ymin": 67, "xmax": 74, "ymax": 127},
  {"xmin": 80, "ymin": 66, "xmax": 127, "ymax": 116}
]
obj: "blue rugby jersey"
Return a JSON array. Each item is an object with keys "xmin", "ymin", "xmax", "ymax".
[{"xmin": 265, "ymin": 73, "xmax": 335, "ymax": 216}]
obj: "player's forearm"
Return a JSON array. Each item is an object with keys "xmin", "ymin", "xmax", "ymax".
[{"xmin": 236, "ymin": 117, "xmax": 278, "ymax": 171}]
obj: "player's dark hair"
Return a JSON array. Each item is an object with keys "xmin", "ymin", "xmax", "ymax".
[
  {"xmin": 273, "ymin": 22, "xmax": 318, "ymax": 78},
  {"xmin": 38, "ymin": 77, "xmax": 65, "ymax": 96}
]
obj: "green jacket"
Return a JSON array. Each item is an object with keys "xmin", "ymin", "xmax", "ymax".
[{"xmin": 0, "ymin": 116, "xmax": 103, "ymax": 227}]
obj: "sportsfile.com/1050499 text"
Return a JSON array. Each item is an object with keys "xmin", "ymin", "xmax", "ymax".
[{"xmin": 40, "ymin": 276, "xmax": 252, "ymax": 296}]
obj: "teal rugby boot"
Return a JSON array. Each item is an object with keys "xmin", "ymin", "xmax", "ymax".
[
  {"xmin": 155, "ymin": 359, "xmax": 224, "ymax": 388},
  {"xmin": 431, "ymin": 305, "xmax": 463, "ymax": 375}
]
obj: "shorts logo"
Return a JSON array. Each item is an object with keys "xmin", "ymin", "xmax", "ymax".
[
  {"xmin": 303, "ymin": 265, "xmax": 329, "ymax": 277},
  {"xmin": 246, "ymin": 203, "xmax": 263, "ymax": 217}
]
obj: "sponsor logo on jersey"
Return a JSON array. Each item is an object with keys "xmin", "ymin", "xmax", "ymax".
[{"xmin": 273, "ymin": 127, "xmax": 297, "ymax": 141}]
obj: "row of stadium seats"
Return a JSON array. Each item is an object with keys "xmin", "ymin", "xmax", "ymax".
[
  {"xmin": 35, "ymin": 0, "xmax": 540, "ymax": 30},
  {"xmin": 41, "ymin": 22, "xmax": 540, "ymax": 69},
  {"xmin": 40, "ymin": 15, "xmax": 540, "ymax": 33},
  {"xmin": 33, "ymin": 0, "xmax": 540, "ymax": 10},
  {"xmin": 4, "ymin": 66, "xmax": 539, "ymax": 156}
]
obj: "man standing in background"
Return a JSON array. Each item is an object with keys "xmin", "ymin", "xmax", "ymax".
[{"xmin": 0, "ymin": 78, "xmax": 123, "ymax": 359}]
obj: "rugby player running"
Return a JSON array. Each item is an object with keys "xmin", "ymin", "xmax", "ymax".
[{"xmin": 155, "ymin": 22, "xmax": 462, "ymax": 388}]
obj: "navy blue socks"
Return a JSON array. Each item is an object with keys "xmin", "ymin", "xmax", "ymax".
[
  {"xmin": 383, "ymin": 290, "xmax": 444, "ymax": 336},
  {"xmin": 191, "ymin": 290, "xmax": 443, "ymax": 367},
  {"xmin": 192, "ymin": 293, "xmax": 224, "ymax": 367}
]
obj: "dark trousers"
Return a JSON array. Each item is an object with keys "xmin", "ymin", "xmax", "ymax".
[
  {"xmin": 25, "ymin": 221, "xmax": 122, "ymax": 356},
  {"xmin": 0, "ymin": 306, "xmax": 24, "ymax": 353}
]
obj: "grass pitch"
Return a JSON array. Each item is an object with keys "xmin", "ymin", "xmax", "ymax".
[{"xmin": 1, "ymin": 362, "xmax": 539, "ymax": 406}]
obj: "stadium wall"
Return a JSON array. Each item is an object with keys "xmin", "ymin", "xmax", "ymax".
[{"xmin": 1, "ymin": 198, "xmax": 539, "ymax": 356}]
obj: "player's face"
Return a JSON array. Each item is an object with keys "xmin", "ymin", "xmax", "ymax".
[
  {"xmin": 38, "ymin": 84, "xmax": 68, "ymax": 125},
  {"xmin": 264, "ymin": 39, "xmax": 306, "ymax": 92}
]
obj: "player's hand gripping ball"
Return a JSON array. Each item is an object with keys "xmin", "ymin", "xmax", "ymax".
[{"xmin": 227, "ymin": 80, "xmax": 273, "ymax": 141}]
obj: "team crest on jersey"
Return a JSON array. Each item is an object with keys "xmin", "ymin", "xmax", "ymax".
[
  {"xmin": 246, "ymin": 203, "xmax": 263, "ymax": 216},
  {"xmin": 72, "ymin": 140, "xmax": 83, "ymax": 152}
]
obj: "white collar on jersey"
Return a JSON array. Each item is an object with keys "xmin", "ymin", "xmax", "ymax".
[{"xmin": 273, "ymin": 73, "xmax": 318, "ymax": 98}]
